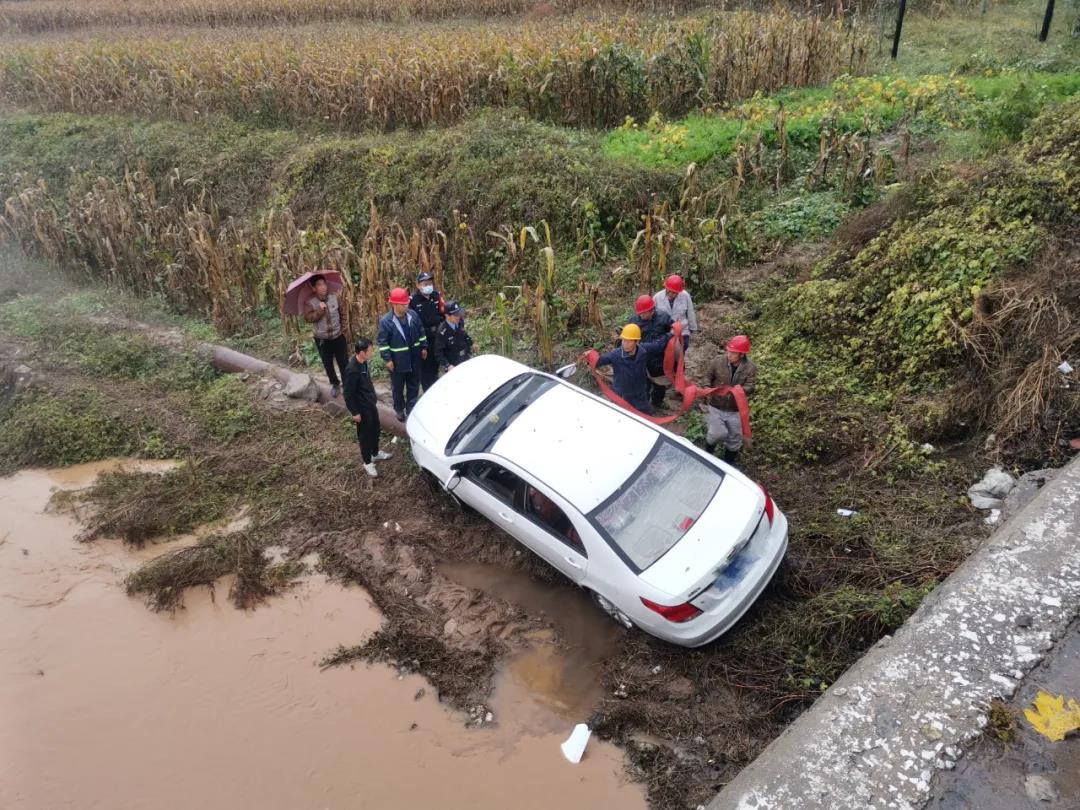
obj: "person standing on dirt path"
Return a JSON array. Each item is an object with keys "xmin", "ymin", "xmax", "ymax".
[
  {"xmin": 343, "ymin": 337, "xmax": 392, "ymax": 478},
  {"xmin": 377, "ymin": 287, "xmax": 427, "ymax": 422},
  {"xmin": 705, "ymin": 335, "xmax": 757, "ymax": 466},
  {"xmin": 303, "ymin": 274, "xmax": 349, "ymax": 399},
  {"xmin": 653, "ymin": 274, "xmax": 697, "ymax": 352},
  {"xmin": 630, "ymin": 294, "xmax": 674, "ymax": 411},
  {"xmin": 409, "ymin": 271, "xmax": 446, "ymax": 393},
  {"xmin": 595, "ymin": 323, "xmax": 673, "ymax": 415},
  {"xmin": 434, "ymin": 301, "xmax": 473, "ymax": 372}
]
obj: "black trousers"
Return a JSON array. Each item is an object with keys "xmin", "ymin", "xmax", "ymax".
[
  {"xmin": 390, "ymin": 368, "xmax": 420, "ymax": 415},
  {"xmin": 419, "ymin": 329, "xmax": 440, "ymax": 391},
  {"xmin": 355, "ymin": 407, "xmax": 381, "ymax": 463},
  {"xmin": 314, "ymin": 334, "xmax": 349, "ymax": 387}
]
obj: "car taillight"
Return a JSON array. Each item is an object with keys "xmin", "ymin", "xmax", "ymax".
[
  {"xmin": 757, "ymin": 482, "xmax": 775, "ymax": 526},
  {"xmin": 640, "ymin": 597, "xmax": 702, "ymax": 623}
]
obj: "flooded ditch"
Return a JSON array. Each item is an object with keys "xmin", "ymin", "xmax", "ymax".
[{"xmin": 0, "ymin": 461, "xmax": 646, "ymax": 810}]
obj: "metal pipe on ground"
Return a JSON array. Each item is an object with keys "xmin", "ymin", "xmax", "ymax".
[{"xmin": 199, "ymin": 343, "xmax": 407, "ymax": 437}]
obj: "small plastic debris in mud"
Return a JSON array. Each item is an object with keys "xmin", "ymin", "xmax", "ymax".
[
  {"xmin": 561, "ymin": 724, "xmax": 592, "ymax": 764},
  {"xmin": 836, "ymin": 508, "xmax": 858, "ymax": 518},
  {"xmin": 1057, "ymin": 361, "xmax": 1074, "ymax": 375},
  {"xmin": 968, "ymin": 466, "xmax": 1017, "ymax": 510}
]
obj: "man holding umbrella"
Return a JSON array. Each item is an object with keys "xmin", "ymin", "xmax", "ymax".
[
  {"xmin": 377, "ymin": 287, "xmax": 427, "ymax": 421},
  {"xmin": 285, "ymin": 270, "xmax": 349, "ymax": 398},
  {"xmin": 409, "ymin": 271, "xmax": 446, "ymax": 392}
]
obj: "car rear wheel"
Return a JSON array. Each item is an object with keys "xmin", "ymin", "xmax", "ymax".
[{"xmin": 591, "ymin": 591, "xmax": 635, "ymax": 631}]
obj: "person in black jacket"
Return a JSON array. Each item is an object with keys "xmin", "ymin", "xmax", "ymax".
[
  {"xmin": 343, "ymin": 337, "xmax": 392, "ymax": 477},
  {"xmin": 630, "ymin": 294, "xmax": 674, "ymax": 409},
  {"xmin": 434, "ymin": 301, "xmax": 473, "ymax": 371},
  {"xmin": 409, "ymin": 271, "xmax": 446, "ymax": 392}
]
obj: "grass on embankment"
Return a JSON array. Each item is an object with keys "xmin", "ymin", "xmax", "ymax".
[{"xmin": 602, "ymin": 71, "xmax": 1080, "ymax": 169}]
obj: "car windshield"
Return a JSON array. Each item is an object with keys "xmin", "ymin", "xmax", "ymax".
[
  {"xmin": 447, "ymin": 373, "xmax": 555, "ymax": 456},
  {"xmin": 590, "ymin": 439, "xmax": 723, "ymax": 571}
]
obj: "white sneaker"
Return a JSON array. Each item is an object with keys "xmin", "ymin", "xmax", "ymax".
[
  {"xmin": 363, "ymin": 462, "xmax": 378, "ymax": 477},
  {"xmin": 374, "ymin": 451, "xmax": 393, "ymax": 461}
]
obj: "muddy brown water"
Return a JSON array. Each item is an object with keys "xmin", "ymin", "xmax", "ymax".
[
  {"xmin": 440, "ymin": 561, "xmax": 621, "ymax": 730},
  {"xmin": 0, "ymin": 461, "xmax": 645, "ymax": 810}
]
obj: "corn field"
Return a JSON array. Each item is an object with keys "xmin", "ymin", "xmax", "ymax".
[
  {"xmin": 0, "ymin": 0, "xmax": 958, "ymax": 36},
  {"xmin": 0, "ymin": 12, "xmax": 869, "ymax": 130},
  {"xmin": 0, "ymin": 0, "xmax": 692, "ymax": 35},
  {"xmin": 0, "ymin": 171, "xmax": 477, "ymax": 340}
]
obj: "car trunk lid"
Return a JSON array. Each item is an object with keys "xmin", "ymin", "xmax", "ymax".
[{"xmin": 637, "ymin": 475, "xmax": 764, "ymax": 602}]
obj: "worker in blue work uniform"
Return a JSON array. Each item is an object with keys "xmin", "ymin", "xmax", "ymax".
[
  {"xmin": 595, "ymin": 323, "xmax": 674, "ymax": 415},
  {"xmin": 630, "ymin": 294, "xmax": 674, "ymax": 410},
  {"xmin": 377, "ymin": 287, "xmax": 427, "ymax": 422},
  {"xmin": 409, "ymin": 271, "xmax": 446, "ymax": 392}
]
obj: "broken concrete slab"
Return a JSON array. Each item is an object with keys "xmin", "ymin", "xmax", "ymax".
[
  {"xmin": 1003, "ymin": 469, "xmax": 1058, "ymax": 520},
  {"xmin": 708, "ymin": 455, "xmax": 1080, "ymax": 810},
  {"xmin": 282, "ymin": 371, "xmax": 318, "ymax": 401}
]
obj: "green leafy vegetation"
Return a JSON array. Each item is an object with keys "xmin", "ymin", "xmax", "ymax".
[{"xmin": 0, "ymin": 389, "xmax": 169, "ymax": 474}]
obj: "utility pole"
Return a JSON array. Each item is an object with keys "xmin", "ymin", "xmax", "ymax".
[
  {"xmin": 1039, "ymin": 0, "xmax": 1055, "ymax": 41},
  {"xmin": 891, "ymin": 0, "xmax": 907, "ymax": 59}
]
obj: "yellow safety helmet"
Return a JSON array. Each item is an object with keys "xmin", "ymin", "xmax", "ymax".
[{"xmin": 620, "ymin": 323, "xmax": 642, "ymax": 341}]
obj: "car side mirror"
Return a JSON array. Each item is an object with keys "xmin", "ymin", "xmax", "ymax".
[
  {"xmin": 554, "ymin": 363, "xmax": 577, "ymax": 380},
  {"xmin": 444, "ymin": 470, "xmax": 461, "ymax": 493}
]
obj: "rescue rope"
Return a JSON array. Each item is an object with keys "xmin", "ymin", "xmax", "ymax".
[{"xmin": 581, "ymin": 322, "xmax": 752, "ymax": 439}]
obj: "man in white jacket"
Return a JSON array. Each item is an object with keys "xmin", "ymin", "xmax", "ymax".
[{"xmin": 653, "ymin": 274, "xmax": 697, "ymax": 350}]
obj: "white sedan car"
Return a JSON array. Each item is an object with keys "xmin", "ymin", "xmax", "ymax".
[{"xmin": 407, "ymin": 355, "xmax": 788, "ymax": 647}]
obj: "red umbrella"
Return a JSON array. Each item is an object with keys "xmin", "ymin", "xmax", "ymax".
[{"xmin": 283, "ymin": 270, "xmax": 344, "ymax": 316}]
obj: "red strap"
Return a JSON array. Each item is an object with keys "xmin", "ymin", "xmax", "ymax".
[{"xmin": 583, "ymin": 322, "xmax": 752, "ymax": 439}]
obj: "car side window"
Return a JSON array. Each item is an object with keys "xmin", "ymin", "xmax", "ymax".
[
  {"xmin": 463, "ymin": 460, "xmax": 521, "ymax": 506},
  {"xmin": 523, "ymin": 485, "xmax": 586, "ymax": 556}
]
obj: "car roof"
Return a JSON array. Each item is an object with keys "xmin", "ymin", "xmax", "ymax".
[{"xmin": 491, "ymin": 381, "xmax": 659, "ymax": 513}]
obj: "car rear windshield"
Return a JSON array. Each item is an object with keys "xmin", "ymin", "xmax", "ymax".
[
  {"xmin": 446, "ymin": 373, "xmax": 555, "ymax": 456},
  {"xmin": 590, "ymin": 439, "xmax": 723, "ymax": 571}
]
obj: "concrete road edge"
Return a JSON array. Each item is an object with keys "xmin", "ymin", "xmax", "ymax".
[{"xmin": 709, "ymin": 455, "xmax": 1080, "ymax": 810}]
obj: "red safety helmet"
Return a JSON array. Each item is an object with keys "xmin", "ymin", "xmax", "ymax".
[
  {"xmin": 726, "ymin": 334, "xmax": 751, "ymax": 354},
  {"xmin": 664, "ymin": 274, "xmax": 684, "ymax": 294},
  {"xmin": 634, "ymin": 294, "xmax": 655, "ymax": 315},
  {"xmin": 388, "ymin": 287, "xmax": 410, "ymax": 305}
]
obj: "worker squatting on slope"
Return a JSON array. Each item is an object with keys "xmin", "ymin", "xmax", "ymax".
[{"xmin": 705, "ymin": 335, "xmax": 757, "ymax": 465}]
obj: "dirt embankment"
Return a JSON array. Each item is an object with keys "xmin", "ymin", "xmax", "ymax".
[{"xmin": 0, "ymin": 259, "xmax": 999, "ymax": 809}]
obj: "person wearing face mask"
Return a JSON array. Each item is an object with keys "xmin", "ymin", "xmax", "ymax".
[{"xmin": 409, "ymin": 271, "xmax": 446, "ymax": 392}]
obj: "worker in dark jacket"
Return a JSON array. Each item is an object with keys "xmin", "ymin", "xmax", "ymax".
[
  {"xmin": 377, "ymin": 287, "xmax": 427, "ymax": 421},
  {"xmin": 409, "ymin": 271, "xmax": 446, "ymax": 393},
  {"xmin": 434, "ymin": 300, "xmax": 473, "ymax": 371},
  {"xmin": 630, "ymin": 294, "xmax": 674, "ymax": 409},
  {"xmin": 343, "ymin": 337, "xmax": 392, "ymax": 477},
  {"xmin": 595, "ymin": 323, "xmax": 672, "ymax": 415}
]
